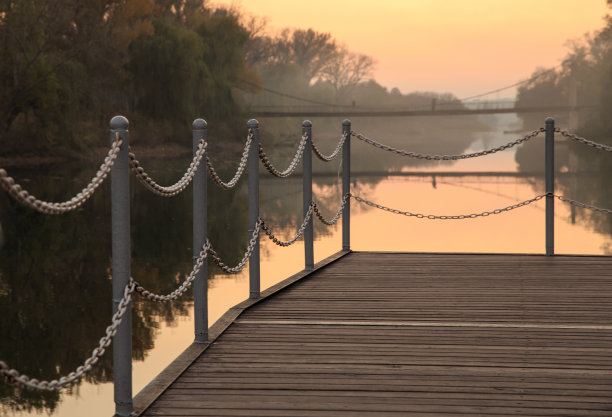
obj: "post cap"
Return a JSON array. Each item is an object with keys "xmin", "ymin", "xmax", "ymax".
[
  {"xmin": 110, "ymin": 115, "xmax": 129, "ymax": 130},
  {"xmin": 342, "ymin": 119, "xmax": 351, "ymax": 126},
  {"xmin": 192, "ymin": 118, "xmax": 207, "ymax": 129},
  {"xmin": 302, "ymin": 120, "xmax": 312, "ymax": 127},
  {"xmin": 545, "ymin": 117, "xmax": 555, "ymax": 124},
  {"xmin": 247, "ymin": 119, "xmax": 259, "ymax": 128}
]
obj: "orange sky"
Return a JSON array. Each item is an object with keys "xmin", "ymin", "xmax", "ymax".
[{"xmin": 215, "ymin": 0, "xmax": 610, "ymax": 99}]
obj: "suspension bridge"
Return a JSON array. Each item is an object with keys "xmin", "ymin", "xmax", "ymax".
[{"xmin": 2, "ymin": 116, "xmax": 612, "ymax": 416}]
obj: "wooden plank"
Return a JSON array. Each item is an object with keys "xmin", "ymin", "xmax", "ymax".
[{"xmin": 139, "ymin": 253, "xmax": 612, "ymax": 416}]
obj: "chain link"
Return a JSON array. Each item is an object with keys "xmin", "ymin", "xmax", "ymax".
[
  {"xmin": 313, "ymin": 194, "xmax": 350, "ymax": 225},
  {"xmin": 132, "ymin": 241, "xmax": 211, "ymax": 302},
  {"xmin": 259, "ymin": 133, "xmax": 307, "ymax": 178},
  {"xmin": 553, "ymin": 194, "xmax": 612, "ymax": 214},
  {"xmin": 208, "ymin": 220, "xmax": 261, "ymax": 273},
  {"xmin": 557, "ymin": 129, "xmax": 612, "ymax": 152},
  {"xmin": 311, "ymin": 132, "xmax": 347, "ymax": 162},
  {"xmin": 351, "ymin": 128, "xmax": 543, "ymax": 160},
  {"xmin": 351, "ymin": 193, "xmax": 546, "ymax": 219},
  {"xmin": 0, "ymin": 135, "xmax": 122, "ymax": 214},
  {"xmin": 261, "ymin": 204, "xmax": 314, "ymax": 246},
  {"xmin": 206, "ymin": 131, "xmax": 253, "ymax": 189},
  {"xmin": 0, "ymin": 279, "xmax": 134, "ymax": 391},
  {"xmin": 129, "ymin": 140, "xmax": 206, "ymax": 197}
]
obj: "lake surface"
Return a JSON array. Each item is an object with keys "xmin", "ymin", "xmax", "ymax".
[{"xmin": 2, "ymin": 113, "xmax": 611, "ymax": 416}]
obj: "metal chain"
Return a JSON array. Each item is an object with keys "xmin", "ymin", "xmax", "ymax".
[
  {"xmin": 0, "ymin": 280, "xmax": 135, "ymax": 391},
  {"xmin": 259, "ymin": 133, "xmax": 307, "ymax": 178},
  {"xmin": 557, "ymin": 129, "xmax": 612, "ymax": 152},
  {"xmin": 351, "ymin": 128, "xmax": 543, "ymax": 160},
  {"xmin": 311, "ymin": 132, "xmax": 347, "ymax": 162},
  {"xmin": 313, "ymin": 194, "xmax": 351, "ymax": 226},
  {"xmin": 129, "ymin": 140, "xmax": 207, "ymax": 197},
  {"xmin": 206, "ymin": 131, "xmax": 253, "ymax": 189},
  {"xmin": 351, "ymin": 193, "xmax": 546, "ymax": 219},
  {"xmin": 208, "ymin": 220, "xmax": 261, "ymax": 273},
  {"xmin": 0, "ymin": 136, "xmax": 122, "ymax": 214},
  {"xmin": 132, "ymin": 241, "xmax": 211, "ymax": 302},
  {"xmin": 261, "ymin": 204, "xmax": 314, "ymax": 246},
  {"xmin": 553, "ymin": 194, "xmax": 612, "ymax": 214}
]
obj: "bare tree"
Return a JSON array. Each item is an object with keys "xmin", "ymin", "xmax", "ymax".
[{"xmin": 320, "ymin": 47, "xmax": 375, "ymax": 100}]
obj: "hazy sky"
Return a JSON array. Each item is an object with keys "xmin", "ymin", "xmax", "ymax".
[{"xmin": 215, "ymin": 0, "xmax": 610, "ymax": 99}]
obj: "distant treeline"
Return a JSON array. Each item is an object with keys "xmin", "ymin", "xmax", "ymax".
[{"xmin": 0, "ymin": 0, "xmax": 463, "ymax": 155}]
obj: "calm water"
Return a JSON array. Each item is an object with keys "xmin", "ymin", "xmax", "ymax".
[{"xmin": 2, "ymin": 113, "xmax": 611, "ymax": 416}]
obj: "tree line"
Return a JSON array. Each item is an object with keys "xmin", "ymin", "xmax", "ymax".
[{"xmin": 0, "ymin": 0, "xmax": 462, "ymax": 156}]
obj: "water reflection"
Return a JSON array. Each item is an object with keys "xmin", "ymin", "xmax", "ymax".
[{"xmin": 2, "ymin": 113, "xmax": 612, "ymax": 416}]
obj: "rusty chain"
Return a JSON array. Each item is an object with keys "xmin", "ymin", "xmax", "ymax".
[
  {"xmin": 0, "ymin": 135, "xmax": 122, "ymax": 214},
  {"xmin": 259, "ymin": 133, "xmax": 307, "ymax": 178},
  {"xmin": 129, "ymin": 140, "xmax": 206, "ymax": 197},
  {"xmin": 351, "ymin": 128, "xmax": 543, "ymax": 160},
  {"xmin": 557, "ymin": 129, "xmax": 612, "ymax": 152},
  {"xmin": 351, "ymin": 193, "xmax": 547, "ymax": 219},
  {"xmin": 313, "ymin": 194, "xmax": 350, "ymax": 225},
  {"xmin": 311, "ymin": 132, "xmax": 347, "ymax": 162},
  {"xmin": 206, "ymin": 130, "xmax": 252, "ymax": 189},
  {"xmin": 208, "ymin": 220, "xmax": 261, "ymax": 273},
  {"xmin": 0, "ymin": 279, "xmax": 134, "ymax": 391}
]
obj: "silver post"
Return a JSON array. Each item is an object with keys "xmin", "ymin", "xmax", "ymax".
[
  {"xmin": 110, "ymin": 115, "xmax": 132, "ymax": 416},
  {"xmin": 545, "ymin": 117, "xmax": 555, "ymax": 256},
  {"xmin": 248, "ymin": 119, "xmax": 260, "ymax": 298},
  {"xmin": 342, "ymin": 120, "xmax": 351, "ymax": 250},
  {"xmin": 192, "ymin": 118, "xmax": 208, "ymax": 343},
  {"xmin": 302, "ymin": 120, "xmax": 314, "ymax": 270}
]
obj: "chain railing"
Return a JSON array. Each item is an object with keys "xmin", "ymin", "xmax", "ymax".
[
  {"xmin": 311, "ymin": 132, "xmax": 347, "ymax": 162},
  {"xmin": 261, "ymin": 204, "xmax": 314, "ymax": 246},
  {"xmin": 0, "ymin": 279, "xmax": 134, "ymax": 391},
  {"xmin": 557, "ymin": 129, "xmax": 612, "ymax": 152},
  {"xmin": 259, "ymin": 133, "xmax": 307, "ymax": 178},
  {"xmin": 351, "ymin": 193, "xmax": 547, "ymax": 219},
  {"xmin": 129, "ymin": 140, "xmax": 206, "ymax": 197},
  {"xmin": 313, "ymin": 194, "xmax": 351, "ymax": 225},
  {"xmin": 206, "ymin": 130, "xmax": 253, "ymax": 189},
  {"xmin": 5, "ymin": 115, "xmax": 612, "ymax": 415},
  {"xmin": 207, "ymin": 220, "xmax": 261, "ymax": 273},
  {"xmin": 351, "ymin": 128, "xmax": 543, "ymax": 160},
  {"xmin": 132, "ymin": 241, "xmax": 210, "ymax": 302},
  {"xmin": 0, "ymin": 135, "xmax": 122, "ymax": 214}
]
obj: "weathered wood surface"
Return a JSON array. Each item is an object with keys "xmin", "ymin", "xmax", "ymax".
[{"xmin": 142, "ymin": 252, "xmax": 612, "ymax": 416}]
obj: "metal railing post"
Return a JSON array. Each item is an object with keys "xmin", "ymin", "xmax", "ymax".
[
  {"xmin": 342, "ymin": 120, "xmax": 351, "ymax": 250},
  {"xmin": 192, "ymin": 118, "xmax": 208, "ymax": 343},
  {"xmin": 109, "ymin": 115, "xmax": 132, "ymax": 416},
  {"xmin": 545, "ymin": 117, "xmax": 555, "ymax": 256},
  {"xmin": 248, "ymin": 119, "xmax": 260, "ymax": 298},
  {"xmin": 302, "ymin": 120, "xmax": 314, "ymax": 270}
]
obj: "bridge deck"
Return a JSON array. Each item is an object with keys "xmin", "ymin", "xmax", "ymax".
[{"xmin": 141, "ymin": 252, "xmax": 612, "ymax": 416}]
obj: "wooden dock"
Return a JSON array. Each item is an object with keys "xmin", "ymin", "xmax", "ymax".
[{"xmin": 137, "ymin": 252, "xmax": 612, "ymax": 416}]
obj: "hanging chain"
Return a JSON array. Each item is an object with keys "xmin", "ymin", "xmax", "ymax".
[
  {"xmin": 553, "ymin": 194, "xmax": 612, "ymax": 214},
  {"xmin": 208, "ymin": 220, "xmax": 261, "ymax": 273},
  {"xmin": 311, "ymin": 132, "xmax": 347, "ymax": 162},
  {"xmin": 261, "ymin": 204, "xmax": 314, "ymax": 246},
  {"xmin": 313, "ymin": 194, "xmax": 351, "ymax": 225},
  {"xmin": 206, "ymin": 131, "xmax": 253, "ymax": 189},
  {"xmin": 351, "ymin": 193, "xmax": 546, "ymax": 219},
  {"xmin": 557, "ymin": 129, "xmax": 612, "ymax": 152},
  {"xmin": 132, "ymin": 241, "xmax": 211, "ymax": 302},
  {"xmin": 351, "ymin": 128, "xmax": 543, "ymax": 160},
  {"xmin": 129, "ymin": 140, "xmax": 207, "ymax": 197},
  {"xmin": 259, "ymin": 133, "xmax": 307, "ymax": 178},
  {"xmin": 0, "ymin": 135, "xmax": 122, "ymax": 214},
  {"xmin": 0, "ymin": 280, "xmax": 134, "ymax": 391}
]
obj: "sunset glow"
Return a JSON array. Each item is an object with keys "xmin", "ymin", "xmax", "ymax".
[{"xmin": 216, "ymin": 0, "xmax": 609, "ymax": 97}]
